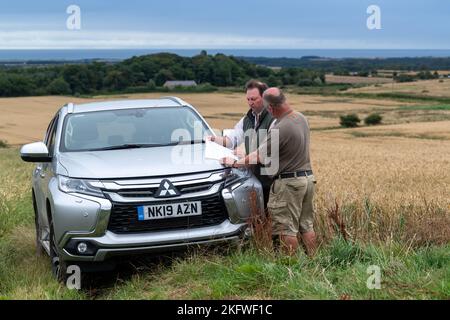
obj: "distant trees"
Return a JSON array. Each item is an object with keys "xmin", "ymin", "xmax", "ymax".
[
  {"xmin": 394, "ymin": 74, "xmax": 416, "ymax": 83},
  {"xmin": 277, "ymin": 67, "xmax": 324, "ymax": 87},
  {"xmin": 340, "ymin": 114, "xmax": 361, "ymax": 128},
  {"xmin": 266, "ymin": 75, "xmax": 281, "ymax": 87},
  {"xmin": 154, "ymin": 69, "xmax": 174, "ymax": 86},
  {"xmin": 339, "ymin": 113, "xmax": 383, "ymax": 127},
  {"xmin": 0, "ymin": 74, "xmax": 35, "ymax": 96},
  {"xmin": 242, "ymin": 56, "xmax": 450, "ymax": 73},
  {"xmin": 364, "ymin": 113, "xmax": 383, "ymax": 125},
  {"xmin": 47, "ymin": 77, "xmax": 71, "ymax": 95},
  {"xmin": 417, "ymin": 70, "xmax": 439, "ymax": 80},
  {"xmin": 0, "ymin": 52, "xmax": 327, "ymax": 97}
]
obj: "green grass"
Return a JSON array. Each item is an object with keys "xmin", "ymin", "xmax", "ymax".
[
  {"xmin": 348, "ymin": 131, "xmax": 448, "ymax": 141},
  {"xmin": 0, "ymin": 148, "xmax": 34, "ymax": 238},
  {"xmin": 0, "ymin": 147, "xmax": 448, "ymax": 300},
  {"xmin": 1, "ymin": 229, "xmax": 448, "ymax": 299},
  {"xmin": 341, "ymin": 92, "xmax": 450, "ymax": 104},
  {"xmin": 288, "ymin": 84, "xmax": 450, "ymax": 105},
  {"xmin": 397, "ymin": 104, "xmax": 450, "ymax": 111}
]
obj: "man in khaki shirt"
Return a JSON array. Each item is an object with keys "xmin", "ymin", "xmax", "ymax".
[{"xmin": 221, "ymin": 88, "xmax": 317, "ymax": 256}]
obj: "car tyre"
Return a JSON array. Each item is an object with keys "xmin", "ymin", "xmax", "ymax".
[{"xmin": 49, "ymin": 219, "xmax": 69, "ymax": 283}]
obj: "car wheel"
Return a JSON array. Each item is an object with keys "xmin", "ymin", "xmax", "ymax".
[
  {"xmin": 49, "ymin": 219, "xmax": 68, "ymax": 283},
  {"xmin": 32, "ymin": 193, "xmax": 45, "ymax": 256}
]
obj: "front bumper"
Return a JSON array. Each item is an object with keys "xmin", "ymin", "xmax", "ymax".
[
  {"xmin": 61, "ymin": 220, "xmax": 247, "ymax": 262},
  {"xmin": 48, "ymin": 174, "xmax": 263, "ymax": 262}
]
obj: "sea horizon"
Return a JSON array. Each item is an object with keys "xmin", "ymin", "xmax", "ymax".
[{"xmin": 0, "ymin": 49, "xmax": 450, "ymax": 61}]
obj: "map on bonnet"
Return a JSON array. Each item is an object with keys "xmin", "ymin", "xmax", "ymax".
[{"xmin": 204, "ymin": 139, "xmax": 238, "ymax": 161}]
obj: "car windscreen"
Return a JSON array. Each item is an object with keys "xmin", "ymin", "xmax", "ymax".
[{"xmin": 60, "ymin": 107, "xmax": 212, "ymax": 152}]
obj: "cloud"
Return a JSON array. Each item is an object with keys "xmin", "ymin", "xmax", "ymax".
[{"xmin": 0, "ymin": 30, "xmax": 424, "ymax": 49}]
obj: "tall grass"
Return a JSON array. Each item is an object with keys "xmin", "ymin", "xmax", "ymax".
[
  {"xmin": 0, "ymin": 148, "xmax": 34, "ymax": 238},
  {"xmin": 0, "ymin": 147, "xmax": 448, "ymax": 299},
  {"xmin": 65, "ymin": 240, "xmax": 450, "ymax": 299}
]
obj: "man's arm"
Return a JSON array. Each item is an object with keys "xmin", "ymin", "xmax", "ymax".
[
  {"xmin": 220, "ymin": 149, "xmax": 260, "ymax": 168},
  {"xmin": 208, "ymin": 135, "xmax": 233, "ymax": 148},
  {"xmin": 221, "ymin": 126, "xmax": 272, "ymax": 168},
  {"xmin": 208, "ymin": 117, "xmax": 244, "ymax": 149}
]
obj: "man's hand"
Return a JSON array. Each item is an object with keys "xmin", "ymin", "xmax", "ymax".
[
  {"xmin": 207, "ymin": 135, "xmax": 233, "ymax": 148},
  {"xmin": 233, "ymin": 147, "xmax": 246, "ymax": 158},
  {"xmin": 220, "ymin": 157, "xmax": 236, "ymax": 168}
]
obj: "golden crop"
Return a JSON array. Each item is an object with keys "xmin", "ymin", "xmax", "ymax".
[{"xmin": 1, "ymin": 92, "xmax": 449, "ymax": 247}]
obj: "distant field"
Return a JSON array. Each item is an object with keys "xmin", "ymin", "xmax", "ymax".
[
  {"xmin": 0, "ymin": 92, "xmax": 419, "ymax": 145},
  {"xmin": 325, "ymin": 75, "xmax": 393, "ymax": 85},
  {"xmin": 347, "ymin": 78, "xmax": 450, "ymax": 98},
  {"xmin": 377, "ymin": 70, "xmax": 450, "ymax": 77}
]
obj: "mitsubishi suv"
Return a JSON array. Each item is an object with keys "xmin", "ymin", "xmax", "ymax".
[{"xmin": 20, "ymin": 97, "xmax": 263, "ymax": 281}]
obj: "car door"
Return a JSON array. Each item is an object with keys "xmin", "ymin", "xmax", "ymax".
[
  {"xmin": 35, "ymin": 113, "xmax": 59, "ymax": 228},
  {"xmin": 33, "ymin": 116, "xmax": 56, "ymax": 221}
]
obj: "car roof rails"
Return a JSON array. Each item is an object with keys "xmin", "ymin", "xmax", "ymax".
[
  {"xmin": 161, "ymin": 96, "xmax": 186, "ymax": 106},
  {"xmin": 67, "ymin": 102, "xmax": 74, "ymax": 114}
]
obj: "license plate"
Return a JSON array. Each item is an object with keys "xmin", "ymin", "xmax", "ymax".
[{"xmin": 137, "ymin": 201, "xmax": 202, "ymax": 221}]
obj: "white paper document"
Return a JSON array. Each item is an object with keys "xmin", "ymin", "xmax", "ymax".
[{"xmin": 204, "ymin": 139, "xmax": 239, "ymax": 161}]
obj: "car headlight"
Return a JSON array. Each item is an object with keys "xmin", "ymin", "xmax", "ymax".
[
  {"xmin": 58, "ymin": 175, "xmax": 105, "ymax": 198},
  {"xmin": 224, "ymin": 167, "xmax": 251, "ymax": 187}
]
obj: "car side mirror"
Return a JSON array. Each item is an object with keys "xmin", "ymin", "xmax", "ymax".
[{"xmin": 20, "ymin": 142, "xmax": 52, "ymax": 163}]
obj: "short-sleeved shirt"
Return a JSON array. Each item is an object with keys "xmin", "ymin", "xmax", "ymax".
[{"xmin": 258, "ymin": 110, "xmax": 312, "ymax": 177}]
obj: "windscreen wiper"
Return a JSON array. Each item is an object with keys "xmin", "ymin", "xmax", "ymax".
[
  {"xmin": 89, "ymin": 140, "xmax": 205, "ymax": 151},
  {"xmin": 175, "ymin": 139, "xmax": 206, "ymax": 145},
  {"xmin": 89, "ymin": 143, "xmax": 167, "ymax": 151}
]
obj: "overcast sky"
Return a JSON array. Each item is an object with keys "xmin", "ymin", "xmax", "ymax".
[{"xmin": 0, "ymin": 0, "xmax": 448, "ymax": 49}]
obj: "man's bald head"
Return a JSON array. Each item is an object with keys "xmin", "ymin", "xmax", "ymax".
[{"xmin": 263, "ymin": 87, "xmax": 286, "ymax": 109}]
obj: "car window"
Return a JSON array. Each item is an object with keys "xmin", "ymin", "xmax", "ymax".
[
  {"xmin": 60, "ymin": 107, "xmax": 211, "ymax": 152},
  {"xmin": 43, "ymin": 117, "xmax": 55, "ymax": 145},
  {"xmin": 46, "ymin": 114, "xmax": 59, "ymax": 156}
]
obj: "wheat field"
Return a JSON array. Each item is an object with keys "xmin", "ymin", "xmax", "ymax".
[
  {"xmin": 325, "ymin": 74, "xmax": 393, "ymax": 84},
  {"xmin": 1, "ymin": 91, "xmax": 449, "ymax": 245},
  {"xmin": 0, "ymin": 91, "xmax": 449, "ymax": 299},
  {"xmin": 0, "ymin": 92, "xmax": 418, "ymax": 144}
]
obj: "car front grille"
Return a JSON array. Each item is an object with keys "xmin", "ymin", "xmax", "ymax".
[
  {"xmin": 108, "ymin": 194, "xmax": 228, "ymax": 234},
  {"xmin": 115, "ymin": 182, "xmax": 214, "ymax": 198}
]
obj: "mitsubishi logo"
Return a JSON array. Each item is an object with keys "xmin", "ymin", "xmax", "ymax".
[{"xmin": 155, "ymin": 179, "xmax": 180, "ymax": 198}]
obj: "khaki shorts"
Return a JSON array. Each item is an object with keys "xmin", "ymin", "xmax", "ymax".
[{"xmin": 267, "ymin": 175, "xmax": 316, "ymax": 236}]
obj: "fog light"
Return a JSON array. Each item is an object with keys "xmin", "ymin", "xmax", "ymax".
[
  {"xmin": 244, "ymin": 227, "xmax": 253, "ymax": 238},
  {"xmin": 77, "ymin": 242, "xmax": 88, "ymax": 254}
]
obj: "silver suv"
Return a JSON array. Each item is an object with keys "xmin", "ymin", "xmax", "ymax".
[{"xmin": 20, "ymin": 97, "xmax": 263, "ymax": 281}]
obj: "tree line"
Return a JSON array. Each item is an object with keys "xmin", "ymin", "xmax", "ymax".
[
  {"xmin": 0, "ymin": 51, "xmax": 325, "ymax": 97},
  {"xmin": 243, "ymin": 56, "xmax": 450, "ymax": 75}
]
